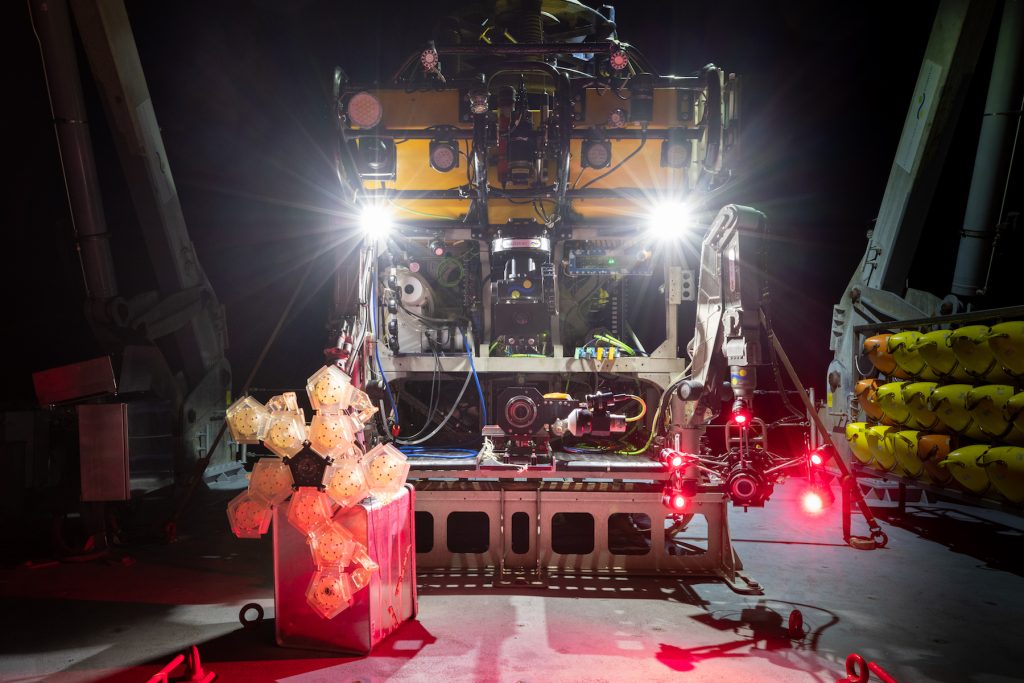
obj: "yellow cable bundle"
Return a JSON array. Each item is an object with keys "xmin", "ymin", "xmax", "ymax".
[{"xmin": 623, "ymin": 395, "xmax": 647, "ymax": 423}]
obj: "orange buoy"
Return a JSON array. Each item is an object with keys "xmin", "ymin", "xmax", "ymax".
[
  {"xmin": 917, "ymin": 434, "xmax": 956, "ymax": 485},
  {"xmin": 863, "ymin": 334, "xmax": 910, "ymax": 378},
  {"xmin": 854, "ymin": 379, "xmax": 886, "ymax": 422}
]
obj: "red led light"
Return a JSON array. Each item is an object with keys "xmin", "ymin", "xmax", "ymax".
[
  {"xmin": 420, "ymin": 49, "xmax": 439, "ymax": 71},
  {"xmin": 733, "ymin": 412, "xmax": 748, "ymax": 425},
  {"xmin": 661, "ymin": 483, "xmax": 691, "ymax": 512},
  {"xmin": 810, "ymin": 452, "xmax": 824, "ymax": 466},
  {"xmin": 609, "ymin": 49, "xmax": 629, "ymax": 71},
  {"xmin": 660, "ymin": 448, "xmax": 690, "ymax": 471},
  {"xmin": 802, "ymin": 490, "xmax": 825, "ymax": 514}
]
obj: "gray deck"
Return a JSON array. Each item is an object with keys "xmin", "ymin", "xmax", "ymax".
[{"xmin": 0, "ymin": 474, "xmax": 1020, "ymax": 682}]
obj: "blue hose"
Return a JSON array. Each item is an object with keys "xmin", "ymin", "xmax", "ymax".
[
  {"xmin": 464, "ymin": 329, "xmax": 488, "ymax": 427},
  {"xmin": 399, "ymin": 446, "xmax": 478, "ymax": 459},
  {"xmin": 371, "ymin": 277, "xmax": 399, "ymax": 422}
]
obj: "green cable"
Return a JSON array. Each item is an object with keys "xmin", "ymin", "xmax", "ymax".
[
  {"xmin": 390, "ymin": 202, "xmax": 459, "ymax": 221},
  {"xmin": 595, "ymin": 333, "xmax": 635, "ymax": 355},
  {"xmin": 435, "ymin": 257, "xmax": 465, "ymax": 288}
]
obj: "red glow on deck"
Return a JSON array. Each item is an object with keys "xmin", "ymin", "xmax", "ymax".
[{"xmin": 801, "ymin": 490, "xmax": 825, "ymax": 515}]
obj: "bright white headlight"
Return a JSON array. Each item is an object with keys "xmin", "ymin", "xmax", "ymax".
[
  {"xmin": 647, "ymin": 201, "xmax": 692, "ymax": 240},
  {"xmin": 359, "ymin": 204, "xmax": 392, "ymax": 237}
]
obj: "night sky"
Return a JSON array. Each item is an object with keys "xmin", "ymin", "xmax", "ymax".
[{"xmin": 4, "ymin": 1, "xmax": 957, "ymax": 406}]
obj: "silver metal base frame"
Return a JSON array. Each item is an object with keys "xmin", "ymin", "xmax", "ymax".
[{"xmin": 414, "ymin": 481, "xmax": 763, "ymax": 595}]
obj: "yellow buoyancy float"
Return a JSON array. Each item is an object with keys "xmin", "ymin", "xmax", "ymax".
[
  {"xmin": 949, "ymin": 325, "xmax": 1013, "ymax": 383},
  {"xmin": 846, "ymin": 422, "xmax": 873, "ymax": 465},
  {"xmin": 967, "ymin": 384, "xmax": 1024, "ymax": 444},
  {"xmin": 928, "ymin": 384, "xmax": 988, "ymax": 440},
  {"xmin": 865, "ymin": 425, "xmax": 898, "ymax": 471},
  {"xmin": 915, "ymin": 329, "xmax": 972, "ymax": 381},
  {"xmin": 978, "ymin": 446, "xmax": 1024, "ymax": 503},
  {"xmin": 941, "ymin": 445, "xmax": 993, "ymax": 495},
  {"xmin": 902, "ymin": 382, "xmax": 946, "ymax": 432},
  {"xmin": 986, "ymin": 321, "xmax": 1024, "ymax": 378},
  {"xmin": 854, "ymin": 379, "xmax": 886, "ymax": 422},
  {"xmin": 1007, "ymin": 392, "xmax": 1024, "ymax": 435},
  {"xmin": 875, "ymin": 382, "xmax": 914, "ymax": 426},
  {"xmin": 917, "ymin": 434, "xmax": 956, "ymax": 484},
  {"xmin": 887, "ymin": 331, "xmax": 939, "ymax": 380},
  {"xmin": 864, "ymin": 334, "xmax": 909, "ymax": 378},
  {"xmin": 884, "ymin": 430, "xmax": 929, "ymax": 480}
]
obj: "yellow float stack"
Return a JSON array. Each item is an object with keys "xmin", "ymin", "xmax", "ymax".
[{"xmin": 845, "ymin": 321, "xmax": 1024, "ymax": 506}]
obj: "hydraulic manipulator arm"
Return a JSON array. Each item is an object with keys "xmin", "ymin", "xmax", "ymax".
[{"xmin": 670, "ymin": 204, "xmax": 767, "ymax": 449}]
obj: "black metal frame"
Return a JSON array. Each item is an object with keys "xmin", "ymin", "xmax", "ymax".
[
  {"xmin": 334, "ymin": 30, "xmax": 716, "ymax": 232},
  {"xmin": 852, "ymin": 304, "xmax": 1024, "ymax": 335},
  {"xmin": 841, "ymin": 463, "xmax": 1023, "ymax": 521}
]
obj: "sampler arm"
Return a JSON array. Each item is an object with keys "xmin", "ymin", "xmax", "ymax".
[{"xmin": 672, "ymin": 205, "xmax": 767, "ymax": 438}]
